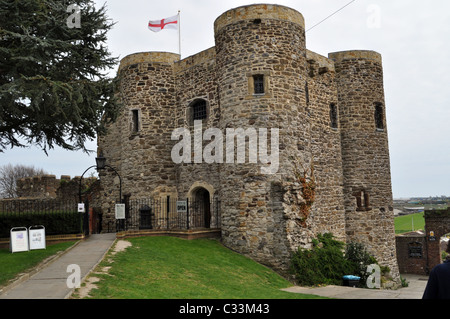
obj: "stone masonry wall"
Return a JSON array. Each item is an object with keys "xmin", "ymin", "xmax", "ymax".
[
  {"xmin": 214, "ymin": 4, "xmax": 318, "ymax": 271},
  {"xmin": 16, "ymin": 174, "xmax": 97, "ymax": 202},
  {"xmin": 306, "ymin": 50, "xmax": 346, "ymax": 243},
  {"xmin": 330, "ymin": 50, "xmax": 399, "ymax": 280},
  {"xmin": 98, "ymin": 52, "xmax": 180, "ymax": 228},
  {"xmin": 173, "ymin": 47, "xmax": 221, "ymax": 199},
  {"xmin": 97, "ymin": 4, "xmax": 399, "ymax": 278}
]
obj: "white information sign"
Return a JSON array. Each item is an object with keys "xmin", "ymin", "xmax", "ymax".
[
  {"xmin": 78, "ymin": 203, "xmax": 85, "ymax": 213},
  {"xmin": 10, "ymin": 227, "xmax": 29, "ymax": 253},
  {"xmin": 115, "ymin": 204, "xmax": 126, "ymax": 220},
  {"xmin": 29, "ymin": 226, "xmax": 46, "ymax": 250},
  {"xmin": 177, "ymin": 201, "xmax": 187, "ymax": 213}
]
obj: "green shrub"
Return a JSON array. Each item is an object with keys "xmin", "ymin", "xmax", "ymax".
[
  {"xmin": 344, "ymin": 241, "xmax": 377, "ymax": 285},
  {"xmin": 291, "ymin": 233, "xmax": 354, "ymax": 286},
  {"xmin": 291, "ymin": 233, "xmax": 381, "ymax": 287},
  {"xmin": 0, "ymin": 212, "xmax": 81, "ymax": 237}
]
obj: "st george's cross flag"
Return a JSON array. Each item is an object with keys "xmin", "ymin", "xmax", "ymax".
[{"xmin": 148, "ymin": 14, "xmax": 179, "ymax": 32}]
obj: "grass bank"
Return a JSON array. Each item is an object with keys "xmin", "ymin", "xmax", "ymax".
[{"xmin": 76, "ymin": 236, "xmax": 324, "ymax": 299}]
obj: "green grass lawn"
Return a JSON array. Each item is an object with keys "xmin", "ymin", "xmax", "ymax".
[
  {"xmin": 77, "ymin": 236, "xmax": 324, "ymax": 299},
  {"xmin": 394, "ymin": 212, "xmax": 425, "ymax": 234},
  {"xmin": 2, "ymin": 212, "xmax": 422, "ymax": 299},
  {"xmin": 0, "ymin": 241, "xmax": 76, "ymax": 288}
]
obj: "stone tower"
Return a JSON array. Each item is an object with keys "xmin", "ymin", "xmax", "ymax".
[
  {"xmin": 214, "ymin": 4, "xmax": 312, "ymax": 270},
  {"xmin": 97, "ymin": 4, "xmax": 399, "ymax": 280},
  {"xmin": 98, "ymin": 52, "xmax": 181, "ymax": 208},
  {"xmin": 329, "ymin": 50, "xmax": 399, "ymax": 278}
]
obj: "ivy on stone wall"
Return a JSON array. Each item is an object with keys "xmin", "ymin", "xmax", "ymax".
[{"xmin": 293, "ymin": 160, "xmax": 316, "ymax": 228}]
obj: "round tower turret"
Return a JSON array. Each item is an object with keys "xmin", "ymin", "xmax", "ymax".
[
  {"xmin": 98, "ymin": 52, "xmax": 180, "ymax": 208},
  {"xmin": 329, "ymin": 50, "xmax": 399, "ymax": 280},
  {"xmin": 214, "ymin": 4, "xmax": 311, "ymax": 270}
]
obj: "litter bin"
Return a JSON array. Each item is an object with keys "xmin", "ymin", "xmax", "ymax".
[{"xmin": 343, "ymin": 275, "xmax": 361, "ymax": 287}]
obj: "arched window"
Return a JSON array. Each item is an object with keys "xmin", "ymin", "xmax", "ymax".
[{"xmin": 375, "ymin": 103, "xmax": 384, "ymax": 130}]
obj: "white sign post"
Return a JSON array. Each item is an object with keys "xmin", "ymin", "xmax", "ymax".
[
  {"xmin": 115, "ymin": 204, "xmax": 126, "ymax": 220},
  {"xmin": 29, "ymin": 225, "xmax": 46, "ymax": 250},
  {"xmin": 10, "ymin": 227, "xmax": 29, "ymax": 253}
]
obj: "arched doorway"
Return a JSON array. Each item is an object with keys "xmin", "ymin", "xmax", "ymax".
[{"xmin": 192, "ymin": 187, "xmax": 211, "ymax": 229}]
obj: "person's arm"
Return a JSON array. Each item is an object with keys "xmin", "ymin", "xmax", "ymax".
[{"xmin": 422, "ymin": 268, "xmax": 439, "ymax": 299}]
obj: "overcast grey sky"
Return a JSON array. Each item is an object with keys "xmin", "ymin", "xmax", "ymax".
[{"xmin": 1, "ymin": 0, "xmax": 449, "ymax": 198}]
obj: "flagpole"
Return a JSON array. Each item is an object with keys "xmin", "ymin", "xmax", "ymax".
[{"xmin": 178, "ymin": 10, "xmax": 181, "ymax": 58}]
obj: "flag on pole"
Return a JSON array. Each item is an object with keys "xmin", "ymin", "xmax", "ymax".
[{"xmin": 148, "ymin": 14, "xmax": 179, "ymax": 32}]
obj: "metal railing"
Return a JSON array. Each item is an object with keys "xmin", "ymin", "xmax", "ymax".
[
  {"xmin": 116, "ymin": 197, "xmax": 221, "ymax": 232},
  {"xmin": 0, "ymin": 199, "xmax": 82, "ymax": 238}
]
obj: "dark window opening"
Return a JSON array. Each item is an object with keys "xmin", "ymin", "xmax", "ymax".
[
  {"xmin": 375, "ymin": 103, "xmax": 384, "ymax": 130},
  {"xmin": 353, "ymin": 190, "xmax": 371, "ymax": 211},
  {"xmin": 253, "ymin": 75, "xmax": 265, "ymax": 94},
  {"xmin": 330, "ymin": 103, "xmax": 338, "ymax": 129},
  {"xmin": 192, "ymin": 100, "xmax": 207, "ymax": 121},
  {"xmin": 132, "ymin": 110, "xmax": 139, "ymax": 133},
  {"xmin": 305, "ymin": 82, "xmax": 310, "ymax": 104}
]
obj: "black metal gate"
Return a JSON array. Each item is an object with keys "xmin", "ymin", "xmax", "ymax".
[{"xmin": 117, "ymin": 197, "xmax": 221, "ymax": 232}]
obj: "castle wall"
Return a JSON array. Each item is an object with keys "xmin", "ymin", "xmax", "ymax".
[
  {"xmin": 306, "ymin": 51, "xmax": 346, "ymax": 243},
  {"xmin": 173, "ymin": 47, "xmax": 221, "ymax": 198},
  {"xmin": 97, "ymin": 4, "xmax": 399, "ymax": 278},
  {"xmin": 16, "ymin": 174, "xmax": 97, "ymax": 202}
]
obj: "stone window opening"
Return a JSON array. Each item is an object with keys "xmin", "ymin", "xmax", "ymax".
[
  {"xmin": 330, "ymin": 103, "xmax": 338, "ymax": 129},
  {"xmin": 187, "ymin": 99, "xmax": 209, "ymax": 126},
  {"xmin": 193, "ymin": 100, "xmax": 207, "ymax": 121},
  {"xmin": 246, "ymin": 71, "xmax": 271, "ymax": 99},
  {"xmin": 253, "ymin": 75, "xmax": 265, "ymax": 95},
  {"xmin": 353, "ymin": 190, "xmax": 371, "ymax": 211},
  {"xmin": 305, "ymin": 82, "xmax": 310, "ymax": 104},
  {"xmin": 131, "ymin": 109, "xmax": 140, "ymax": 133},
  {"xmin": 375, "ymin": 102, "xmax": 384, "ymax": 131}
]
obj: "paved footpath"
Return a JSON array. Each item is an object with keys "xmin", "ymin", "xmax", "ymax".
[
  {"xmin": 282, "ymin": 274, "xmax": 429, "ymax": 299},
  {"xmin": 0, "ymin": 233, "xmax": 116, "ymax": 299}
]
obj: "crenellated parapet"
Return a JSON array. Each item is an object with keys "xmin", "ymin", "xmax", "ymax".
[{"xmin": 16, "ymin": 175, "xmax": 98, "ymax": 201}]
